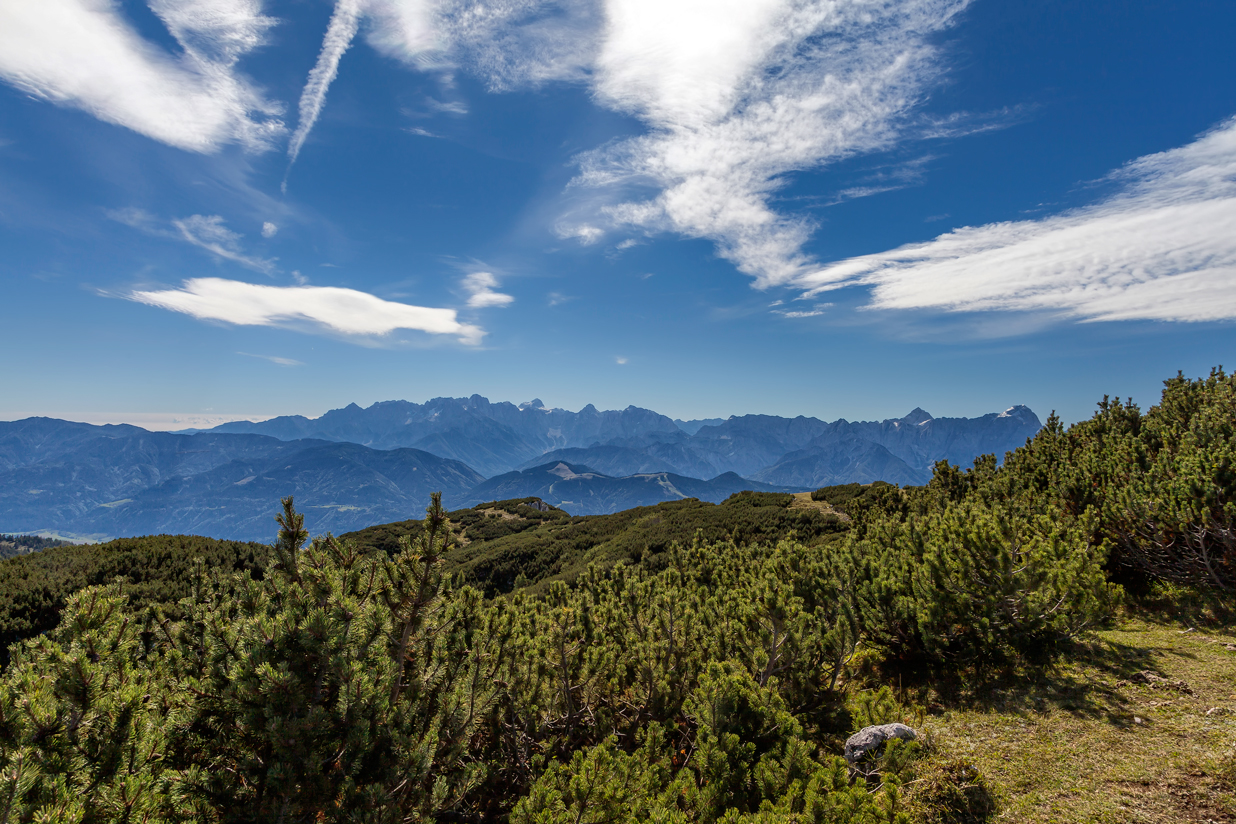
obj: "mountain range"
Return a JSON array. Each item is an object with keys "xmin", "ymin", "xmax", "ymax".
[
  {"xmin": 198, "ymin": 396, "xmax": 1042, "ymax": 484},
  {"xmin": 1, "ymin": 397, "xmax": 1041, "ymax": 541}
]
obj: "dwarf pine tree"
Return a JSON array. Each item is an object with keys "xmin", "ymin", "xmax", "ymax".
[
  {"xmin": 0, "ymin": 585, "xmax": 199, "ymax": 823},
  {"xmin": 851, "ymin": 501, "xmax": 1116, "ymax": 667},
  {"xmin": 168, "ymin": 493, "xmax": 498, "ymax": 822}
]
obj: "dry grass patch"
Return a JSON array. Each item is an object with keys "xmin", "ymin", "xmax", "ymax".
[
  {"xmin": 908, "ymin": 620, "xmax": 1236, "ymax": 823},
  {"xmin": 790, "ymin": 491, "xmax": 849, "ymax": 519}
]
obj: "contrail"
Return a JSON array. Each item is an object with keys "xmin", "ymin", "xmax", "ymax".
[{"xmin": 286, "ymin": 0, "xmax": 366, "ymax": 174}]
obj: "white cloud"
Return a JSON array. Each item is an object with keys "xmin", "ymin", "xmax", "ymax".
[
  {"xmin": 797, "ymin": 117, "xmax": 1236, "ymax": 323},
  {"xmin": 237, "ymin": 351, "xmax": 304, "ymax": 366},
  {"xmin": 615, "ymin": 355, "xmax": 628, "ymax": 364},
  {"xmin": 0, "ymin": 0, "xmax": 283, "ymax": 152},
  {"xmin": 173, "ymin": 215, "xmax": 277, "ymax": 274},
  {"xmin": 462, "ymin": 271, "xmax": 514, "ymax": 308},
  {"xmin": 131, "ymin": 277, "xmax": 484, "ymax": 343},
  {"xmin": 366, "ymin": 0, "xmax": 599, "ymax": 89},
  {"xmin": 261, "ymin": 221, "xmax": 278, "ymax": 237},
  {"xmin": 571, "ymin": 0, "xmax": 970, "ymax": 287},
  {"xmin": 287, "ymin": 0, "xmax": 365, "ymax": 167},
  {"xmin": 557, "ymin": 222, "xmax": 605, "ymax": 244}
]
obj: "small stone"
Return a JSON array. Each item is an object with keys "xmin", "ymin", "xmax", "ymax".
[
  {"xmin": 844, "ymin": 723, "xmax": 918, "ymax": 763},
  {"xmin": 1206, "ymin": 707, "xmax": 1228, "ymax": 717},
  {"xmin": 1134, "ymin": 716, "xmax": 1144, "ymax": 725}
]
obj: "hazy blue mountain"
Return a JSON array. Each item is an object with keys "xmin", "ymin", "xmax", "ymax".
[
  {"xmin": 822, "ymin": 405, "xmax": 1043, "ymax": 474},
  {"xmin": 599, "ymin": 406, "xmax": 1042, "ymax": 487},
  {"xmin": 465, "ymin": 462, "xmax": 801, "ymax": 516},
  {"xmin": 751, "ymin": 438, "xmax": 927, "ymax": 488},
  {"xmin": 203, "ymin": 396, "xmax": 681, "ymax": 477},
  {"xmin": 197, "ymin": 397, "xmax": 1041, "ymax": 484},
  {"xmin": 0, "ymin": 417, "xmax": 152, "ymax": 470},
  {"xmin": 76, "ymin": 442, "xmax": 484, "ymax": 541},
  {"xmin": 3, "ymin": 400, "xmax": 1042, "ymax": 540},
  {"xmin": 0, "ymin": 419, "xmax": 482, "ymax": 541},
  {"xmin": 674, "ymin": 418, "xmax": 726, "ymax": 435},
  {"xmin": 515, "ymin": 445, "xmax": 681, "ymax": 477}
]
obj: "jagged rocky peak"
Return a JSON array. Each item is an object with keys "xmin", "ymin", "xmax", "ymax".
[
  {"xmin": 998, "ymin": 404, "xmax": 1036, "ymax": 420},
  {"xmin": 900, "ymin": 407, "xmax": 934, "ymax": 425}
]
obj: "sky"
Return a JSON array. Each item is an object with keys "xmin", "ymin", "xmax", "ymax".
[{"xmin": 1, "ymin": 0, "xmax": 1234, "ymax": 430}]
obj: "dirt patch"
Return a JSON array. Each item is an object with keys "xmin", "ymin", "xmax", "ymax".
[
  {"xmin": 788, "ymin": 491, "xmax": 849, "ymax": 520},
  {"xmin": 1110, "ymin": 773, "xmax": 1235, "ymax": 823},
  {"xmin": 1119, "ymin": 670, "xmax": 1194, "ymax": 695}
]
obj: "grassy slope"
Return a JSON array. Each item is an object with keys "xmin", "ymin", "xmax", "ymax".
[{"xmin": 913, "ymin": 614, "xmax": 1236, "ymax": 822}]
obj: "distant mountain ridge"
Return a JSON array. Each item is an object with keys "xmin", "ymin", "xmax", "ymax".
[
  {"xmin": 0, "ymin": 419, "xmax": 484, "ymax": 541},
  {"xmin": 1, "ymin": 397, "xmax": 1042, "ymax": 541},
  {"xmin": 199, "ymin": 397, "xmax": 1042, "ymax": 486},
  {"xmin": 203, "ymin": 397, "xmax": 681, "ymax": 478}
]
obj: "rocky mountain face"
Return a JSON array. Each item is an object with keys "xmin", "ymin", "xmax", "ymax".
[{"xmin": 464, "ymin": 462, "xmax": 798, "ymax": 516}]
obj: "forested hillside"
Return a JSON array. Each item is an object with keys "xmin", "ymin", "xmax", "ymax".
[{"xmin": 0, "ymin": 369, "xmax": 1232, "ymax": 822}]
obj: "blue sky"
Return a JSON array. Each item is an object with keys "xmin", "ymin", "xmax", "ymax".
[{"xmin": 1, "ymin": 0, "xmax": 1234, "ymax": 429}]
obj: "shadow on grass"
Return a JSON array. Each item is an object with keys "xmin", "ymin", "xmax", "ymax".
[
  {"xmin": 1129, "ymin": 583, "xmax": 1236, "ymax": 630},
  {"xmin": 884, "ymin": 636, "xmax": 1164, "ymax": 729}
]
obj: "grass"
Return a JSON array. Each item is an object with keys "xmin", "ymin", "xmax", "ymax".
[{"xmin": 905, "ymin": 616, "xmax": 1236, "ymax": 822}]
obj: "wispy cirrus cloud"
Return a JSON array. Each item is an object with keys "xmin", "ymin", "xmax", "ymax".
[
  {"xmin": 568, "ymin": 0, "xmax": 972, "ymax": 287},
  {"xmin": 173, "ymin": 215, "xmax": 278, "ymax": 274},
  {"xmin": 287, "ymin": 0, "xmax": 365, "ymax": 169},
  {"xmin": 109, "ymin": 209, "xmax": 277, "ymax": 274},
  {"xmin": 366, "ymin": 0, "xmax": 599, "ymax": 88},
  {"xmin": 462, "ymin": 271, "xmax": 514, "ymax": 308},
  {"xmin": 284, "ymin": 0, "xmax": 596, "ymax": 167},
  {"xmin": 362, "ymin": 1, "xmax": 974, "ymax": 288},
  {"xmin": 131, "ymin": 277, "xmax": 485, "ymax": 344},
  {"xmin": 237, "ymin": 351, "xmax": 304, "ymax": 366},
  {"xmin": 797, "ymin": 117, "xmax": 1236, "ymax": 323},
  {"xmin": 0, "ymin": 0, "xmax": 283, "ymax": 152}
]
